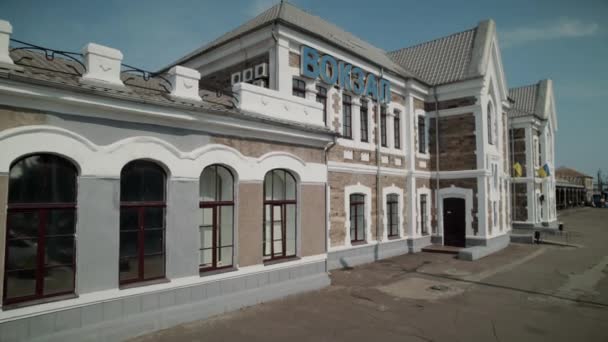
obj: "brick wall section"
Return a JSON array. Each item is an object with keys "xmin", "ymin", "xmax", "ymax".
[
  {"xmin": 300, "ymin": 184, "xmax": 326, "ymax": 256},
  {"xmin": 511, "ymin": 183, "xmax": 528, "ymax": 221},
  {"xmin": 211, "ymin": 135, "xmax": 324, "ymax": 163},
  {"xmin": 509, "ymin": 128, "xmax": 526, "ymax": 176},
  {"xmin": 0, "ymin": 106, "xmax": 47, "ymax": 130},
  {"xmin": 288, "ymin": 52, "xmax": 300, "ymax": 68},
  {"xmin": 424, "ymin": 96, "xmax": 476, "ymax": 112},
  {"xmin": 414, "ymin": 98, "xmax": 425, "ymax": 111},
  {"xmin": 429, "ymin": 113, "xmax": 476, "ymax": 171},
  {"xmin": 328, "ymin": 172, "xmax": 407, "ymax": 247}
]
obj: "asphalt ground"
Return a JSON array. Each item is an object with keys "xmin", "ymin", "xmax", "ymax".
[{"xmin": 132, "ymin": 207, "xmax": 608, "ymax": 342}]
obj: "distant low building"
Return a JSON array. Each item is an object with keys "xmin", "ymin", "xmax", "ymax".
[{"xmin": 555, "ymin": 167, "xmax": 593, "ymax": 207}]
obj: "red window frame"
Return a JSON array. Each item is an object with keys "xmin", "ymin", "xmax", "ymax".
[
  {"xmin": 380, "ymin": 106, "xmax": 387, "ymax": 147},
  {"xmin": 349, "ymin": 194, "xmax": 365, "ymax": 243},
  {"xmin": 119, "ymin": 160, "xmax": 167, "ymax": 286},
  {"xmin": 119, "ymin": 201, "xmax": 166, "ymax": 285},
  {"xmin": 360, "ymin": 100, "xmax": 369, "ymax": 142},
  {"xmin": 342, "ymin": 95, "xmax": 352, "ymax": 139},
  {"xmin": 394, "ymin": 110, "xmax": 401, "ymax": 149},
  {"xmin": 387, "ymin": 194, "xmax": 399, "ymax": 238},
  {"xmin": 4, "ymin": 203, "xmax": 76, "ymax": 305},
  {"xmin": 199, "ymin": 201, "xmax": 234, "ymax": 272},
  {"xmin": 263, "ymin": 169, "xmax": 297, "ymax": 262}
]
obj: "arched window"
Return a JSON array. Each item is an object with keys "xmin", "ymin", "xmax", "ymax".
[
  {"xmin": 199, "ymin": 165, "xmax": 234, "ymax": 272},
  {"xmin": 487, "ymin": 102, "xmax": 494, "ymax": 145},
  {"xmin": 350, "ymin": 194, "xmax": 365, "ymax": 243},
  {"xmin": 4, "ymin": 154, "xmax": 77, "ymax": 305},
  {"xmin": 387, "ymin": 194, "xmax": 399, "ymax": 238},
  {"xmin": 119, "ymin": 160, "xmax": 166, "ymax": 285},
  {"xmin": 263, "ymin": 169, "xmax": 296, "ymax": 261}
]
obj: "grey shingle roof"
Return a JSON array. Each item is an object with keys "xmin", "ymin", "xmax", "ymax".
[
  {"xmin": 3, "ymin": 49, "xmax": 334, "ymax": 135},
  {"xmin": 163, "ymin": 2, "xmax": 415, "ymax": 78},
  {"xmin": 387, "ymin": 28, "xmax": 477, "ymax": 85},
  {"xmin": 508, "ymin": 84, "xmax": 539, "ymax": 118}
]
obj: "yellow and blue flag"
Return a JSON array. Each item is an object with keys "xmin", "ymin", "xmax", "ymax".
[{"xmin": 513, "ymin": 162, "xmax": 523, "ymax": 177}]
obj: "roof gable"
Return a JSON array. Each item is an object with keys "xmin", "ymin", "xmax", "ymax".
[
  {"xmin": 508, "ymin": 79, "xmax": 557, "ymax": 130},
  {"xmin": 387, "ymin": 20, "xmax": 496, "ymax": 86},
  {"xmin": 162, "ymin": 1, "xmax": 414, "ymax": 78}
]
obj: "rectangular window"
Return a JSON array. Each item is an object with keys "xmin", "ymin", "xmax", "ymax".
[
  {"xmin": 342, "ymin": 94, "xmax": 352, "ymax": 139},
  {"xmin": 387, "ymin": 194, "xmax": 399, "ymax": 237},
  {"xmin": 315, "ymin": 85, "xmax": 327, "ymax": 125},
  {"xmin": 418, "ymin": 116, "xmax": 426, "ymax": 154},
  {"xmin": 360, "ymin": 100, "xmax": 369, "ymax": 142},
  {"xmin": 292, "ymin": 78, "xmax": 306, "ymax": 98},
  {"xmin": 349, "ymin": 194, "xmax": 365, "ymax": 243},
  {"xmin": 380, "ymin": 106, "xmax": 387, "ymax": 147},
  {"xmin": 394, "ymin": 110, "xmax": 401, "ymax": 149},
  {"xmin": 420, "ymin": 194, "xmax": 428, "ymax": 235}
]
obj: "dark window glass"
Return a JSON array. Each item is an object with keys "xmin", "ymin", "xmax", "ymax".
[
  {"xmin": 4, "ymin": 154, "xmax": 77, "ymax": 305},
  {"xmin": 200, "ymin": 165, "xmax": 234, "ymax": 272},
  {"xmin": 487, "ymin": 103, "xmax": 494, "ymax": 145},
  {"xmin": 381, "ymin": 106, "xmax": 387, "ymax": 147},
  {"xmin": 9, "ymin": 154, "xmax": 77, "ymax": 204},
  {"xmin": 263, "ymin": 169, "xmax": 297, "ymax": 261},
  {"xmin": 316, "ymin": 85, "xmax": 327, "ymax": 125},
  {"xmin": 119, "ymin": 160, "xmax": 166, "ymax": 285},
  {"xmin": 349, "ymin": 194, "xmax": 365, "ymax": 243},
  {"xmin": 292, "ymin": 78, "xmax": 306, "ymax": 98},
  {"xmin": 418, "ymin": 116, "xmax": 426, "ymax": 154},
  {"xmin": 120, "ymin": 161, "xmax": 166, "ymax": 202},
  {"xmin": 387, "ymin": 194, "xmax": 399, "ymax": 237},
  {"xmin": 420, "ymin": 194, "xmax": 428, "ymax": 235},
  {"xmin": 342, "ymin": 95, "xmax": 352, "ymax": 139},
  {"xmin": 394, "ymin": 110, "xmax": 401, "ymax": 149},
  {"xmin": 360, "ymin": 100, "xmax": 369, "ymax": 142}
]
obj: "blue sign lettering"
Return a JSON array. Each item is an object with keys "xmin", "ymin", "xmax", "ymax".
[{"xmin": 299, "ymin": 46, "xmax": 391, "ymax": 103}]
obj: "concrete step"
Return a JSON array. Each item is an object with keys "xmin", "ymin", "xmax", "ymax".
[{"xmin": 421, "ymin": 245, "xmax": 462, "ymax": 254}]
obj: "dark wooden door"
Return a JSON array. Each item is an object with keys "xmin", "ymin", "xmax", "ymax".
[{"xmin": 443, "ymin": 198, "xmax": 466, "ymax": 247}]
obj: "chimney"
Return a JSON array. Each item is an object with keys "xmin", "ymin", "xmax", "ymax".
[
  {"xmin": 0, "ymin": 19, "xmax": 17, "ymax": 69},
  {"xmin": 167, "ymin": 66, "xmax": 202, "ymax": 102},
  {"xmin": 80, "ymin": 43, "xmax": 125, "ymax": 88}
]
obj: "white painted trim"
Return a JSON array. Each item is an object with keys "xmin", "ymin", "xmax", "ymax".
[
  {"xmin": 382, "ymin": 185, "xmax": 405, "ymax": 240},
  {"xmin": 327, "ymin": 161, "xmax": 407, "ymax": 176},
  {"xmin": 437, "ymin": 186, "xmax": 474, "ymax": 238},
  {"xmin": 343, "ymin": 183, "xmax": 374, "ymax": 246},
  {"xmin": 0, "ymin": 125, "xmax": 327, "ymax": 183}
]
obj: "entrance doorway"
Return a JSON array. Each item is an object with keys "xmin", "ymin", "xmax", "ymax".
[{"xmin": 443, "ymin": 197, "xmax": 466, "ymax": 247}]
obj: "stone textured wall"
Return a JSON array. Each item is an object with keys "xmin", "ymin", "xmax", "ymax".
[
  {"xmin": 424, "ymin": 97, "xmax": 476, "ymax": 112},
  {"xmin": 328, "ymin": 144, "xmax": 406, "ymax": 169},
  {"xmin": 429, "ymin": 113, "xmax": 477, "ymax": 171},
  {"xmin": 199, "ymin": 53, "xmax": 269, "ymax": 91},
  {"xmin": 289, "ymin": 52, "xmax": 300, "ymax": 68},
  {"xmin": 0, "ymin": 106, "xmax": 47, "ymax": 130},
  {"xmin": 328, "ymin": 172, "xmax": 407, "ymax": 247},
  {"xmin": 211, "ymin": 135, "xmax": 325, "ymax": 163}
]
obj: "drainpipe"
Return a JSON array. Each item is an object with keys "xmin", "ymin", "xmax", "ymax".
[
  {"xmin": 433, "ymin": 86, "xmax": 441, "ymax": 243},
  {"xmin": 376, "ymin": 69, "xmax": 385, "ymax": 243}
]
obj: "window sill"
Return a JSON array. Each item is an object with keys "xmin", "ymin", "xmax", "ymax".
[
  {"xmin": 2, "ymin": 293, "xmax": 78, "ymax": 311},
  {"xmin": 263, "ymin": 256, "xmax": 299, "ymax": 266},
  {"xmin": 388, "ymin": 235, "xmax": 401, "ymax": 240},
  {"xmin": 351, "ymin": 240, "xmax": 367, "ymax": 246},
  {"xmin": 200, "ymin": 266, "xmax": 237, "ymax": 277},
  {"xmin": 119, "ymin": 277, "xmax": 170, "ymax": 290}
]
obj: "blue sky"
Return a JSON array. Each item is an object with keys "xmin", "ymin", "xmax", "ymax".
[{"xmin": 1, "ymin": 0, "xmax": 606, "ymax": 178}]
